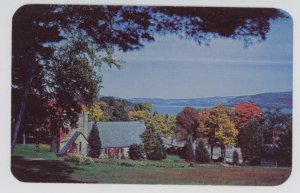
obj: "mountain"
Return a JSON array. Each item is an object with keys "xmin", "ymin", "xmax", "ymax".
[
  {"xmin": 128, "ymin": 91, "xmax": 292, "ymax": 114},
  {"xmin": 225, "ymin": 92, "xmax": 292, "ymax": 108}
]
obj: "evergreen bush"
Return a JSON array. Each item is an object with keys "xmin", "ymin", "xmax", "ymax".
[
  {"xmin": 195, "ymin": 139, "xmax": 210, "ymax": 163},
  {"xmin": 232, "ymin": 150, "xmax": 239, "ymax": 165},
  {"xmin": 140, "ymin": 124, "xmax": 166, "ymax": 160},
  {"xmin": 88, "ymin": 122, "xmax": 101, "ymax": 158},
  {"xmin": 128, "ymin": 144, "xmax": 144, "ymax": 160}
]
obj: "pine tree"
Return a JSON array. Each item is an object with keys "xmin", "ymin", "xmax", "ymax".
[
  {"xmin": 195, "ymin": 139, "xmax": 210, "ymax": 163},
  {"xmin": 232, "ymin": 150, "xmax": 239, "ymax": 165},
  {"xmin": 88, "ymin": 123, "xmax": 101, "ymax": 158},
  {"xmin": 140, "ymin": 124, "xmax": 166, "ymax": 160},
  {"xmin": 129, "ymin": 144, "xmax": 144, "ymax": 160}
]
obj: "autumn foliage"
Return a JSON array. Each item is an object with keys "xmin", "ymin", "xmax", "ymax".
[
  {"xmin": 176, "ymin": 107, "xmax": 199, "ymax": 140},
  {"xmin": 234, "ymin": 102, "xmax": 262, "ymax": 129},
  {"xmin": 175, "ymin": 107, "xmax": 199, "ymax": 161},
  {"xmin": 198, "ymin": 105, "xmax": 238, "ymax": 159}
]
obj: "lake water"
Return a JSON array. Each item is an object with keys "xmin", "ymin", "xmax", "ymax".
[{"xmin": 152, "ymin": 104, "xmax": 292, "ymax": 115}]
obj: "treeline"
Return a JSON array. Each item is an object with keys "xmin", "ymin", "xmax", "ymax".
[
  {"xmin": 174, "ymin": 103, "xmax": 292, "ymax": 166},
  {"xmin": 84, "ymin": 97, "xmax": 176, "ymax": 137},
  {"xmin": 128, "ymin": 102, "xmax": 291, "ymax": 166}
]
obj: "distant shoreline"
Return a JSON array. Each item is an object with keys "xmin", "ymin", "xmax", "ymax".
[{"xmin": 123, "ymin": 91, "xmax": 292, "ymax": 114}]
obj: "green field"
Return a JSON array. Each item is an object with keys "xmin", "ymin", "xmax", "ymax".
[{"xmin": 11, "ymin": 144, "xmax": 291, "ymax": 185}]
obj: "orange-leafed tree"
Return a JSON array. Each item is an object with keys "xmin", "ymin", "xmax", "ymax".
[{"xmin": 234, "ymin": 102, "xmax": 262, "ymax": 130}]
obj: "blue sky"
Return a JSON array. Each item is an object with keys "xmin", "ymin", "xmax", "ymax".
[{"xmin": 100, "ymin": 17, "xmax": 292, "ymax": 99}]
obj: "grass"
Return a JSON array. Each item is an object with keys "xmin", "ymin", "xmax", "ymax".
[
  {"xmin": 12, "ymin": 144, "xmax": 61, "ymax": 160},
  {"xmin": 11, "ymin": 144, "xmax": 291, "ymax": 185},
  {"xmin": 69, "ymin": 163, "xmax": 291, "ymax": 185}
]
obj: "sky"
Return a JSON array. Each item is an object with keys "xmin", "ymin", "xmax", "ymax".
[{"xmin": 100, "ymin": 17, "xmax": 292, "ymax": 99}]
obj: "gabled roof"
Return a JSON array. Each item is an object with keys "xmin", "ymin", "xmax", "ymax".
[
  {"xmin": 88, "ymin": 121, "xmax": 146, "ymax": 148},
  {"xmin": 57, "ymin": 131, "xmax": 87, "ymax": 156}
]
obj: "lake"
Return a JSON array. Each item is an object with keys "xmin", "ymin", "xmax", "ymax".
[{"xmin": 152, "ymin": 104, "xmax": 292, "ymax": 115}]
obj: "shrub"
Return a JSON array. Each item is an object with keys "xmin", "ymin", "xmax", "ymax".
[
  {"xmin": 166, "ymin": 146, "xmax": 182, "ymax": 155},
  {"xmin": 129, "ymin": 144, "xmax": 144, "ymax": 160},
  {"xmin": 195, "ymin": 139, "xmax": 210, "ymax": 163},
  {"xmin": 64, "ymin": 153, "xmax": 94, "ymax": 165},
  {"xmin": 88, "ymin": 122, "xmax": 101, "ymax": 158},
  {"xmin": 64, "ymin": 153, "xmax": 80, "ymax": 163},
  {"xmin": 232, "ymin": 150, "xmax": 239, "ymax": 165},
  {"xmin": 146, "ymin": 138, "xmax": 166, "ymax": 160},
  {"xmin": 166, "ymin": 147, "xmax": 176, "ymax": 154},
  {"xmin": 80, "ymin": 156, "xmax": 94, "ymax": 165}
]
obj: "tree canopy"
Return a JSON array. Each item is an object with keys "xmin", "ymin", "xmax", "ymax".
[
  {"xmin": 176, "ymin": 107, "xmax": 199, "ymax": 141},
  {"xmin": 262, "ymin": 108, "xmax": 292, "ymax": 144},
  {"xmin": 82, "ymin": 101, "xmax": 104, "ymax": 122},
  {"xmin": 198, "ymin": 105, "xmax": 238, "ymax": 159},
  {"xmin": 238, "ymin": 118, "xmax": 264, "ymax": 164},
  {"xmin": 234, "ymin": 102, "xmax": 263, "ymax": 130}
]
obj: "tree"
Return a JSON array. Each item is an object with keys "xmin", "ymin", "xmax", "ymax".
[
  {"xmin": 176, "ymin": 107, "xmax": 199, "ymax": 161},
  {"xmin": 98, "ymin": 97, "xmax": 136, "ymax": 121},
  {"xmin": 111, "ymin": 102, "xmax": 130, "ymax": 121},
  {"xmin": 262, "ymin": 108, "xmax": 291, "ymax": 144},
  {"xmin": 129, "ymin": 110, "xmax": 152, "ymax": 124},
  {"xmin": 12, "ymin": 5, "xmax": 64, "ymax": 151},
  {"xmin": 198, "ymin": 108, "xmax": 215, "ymax": 158},
  {"xmin": 140, "ymin": 124, "xmax": 166, "ymax": 160},
  {"xmin": 276, "ymin": 117, "xmax": 292, "ymax": 166},
  {"xmin": 130, "ymin": 105, "xmax": 175, "ymax": 137},
  {"xmin": 234, "ymin": 102, "xmax": 262, "ymax": 129},
  {"xmin": 82, "ymin": 102, "xmax": 104, "ymax": 122},
  {"xmin": 151, "ymin": 113, "xmax": 168, "ymax": 136},
  {"xmin": 88, "ymin": 123, "xmax": 101, "ymax": 158},
  {"xmin": 134, "ymin": 102, "xmax": 152, "ymax": 112},
  {"xmin": 232, "ymin": 150, "xmax": 239, "ymax": 165},
  {"xmin": 165, "ymin": 114, "xmax": 177, "ymax": 138},
  {"xmin": 128, "ymin": 144, "xmax": 145, "ymax": 160},
  {"xmin": 12, "ymin": 5, "xmax": 285, "ymax": 151},
  {"xmin": 198, "ymin": 105, "xmax": 238, "ymax": 160},
  {"xmin": 12, "ymin": 6, "xmax": 122, "ymax": 151},
  {"xmin": 195, "ymin": 139, "xmax": 210, "ymax": 163},
  {"xmin": 234, "ymin": 102, "xmax": 263, "ymax": 149},
  {"xmin": 43, "ymin": 39, "xmax": 107, "ymax": 138},
  {"xmin": 238, "ymin": 118, "xmax": 264, "ymax": 164}
]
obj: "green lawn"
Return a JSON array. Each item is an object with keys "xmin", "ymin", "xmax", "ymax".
[
  {"xmin": 11, "ymin": 144, "xmax": 291, "ymax": 185},
  {"xmin": 12, "ymin": 144, "xmax": 62, "ymax": 160}
]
